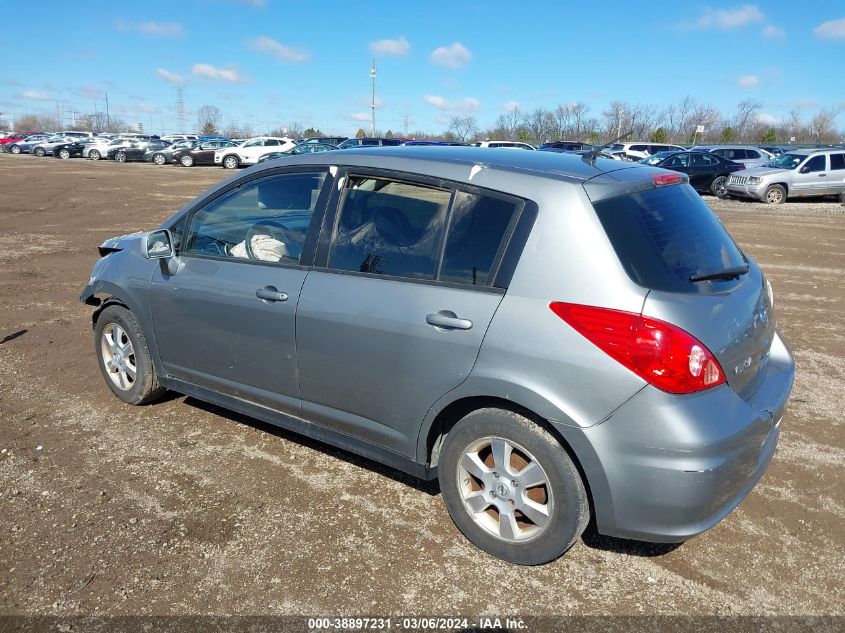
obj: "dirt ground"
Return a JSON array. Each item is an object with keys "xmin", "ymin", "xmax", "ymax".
[{"xmin": 0, "ymin": 154, "xmax": 843, "ymax": 619}]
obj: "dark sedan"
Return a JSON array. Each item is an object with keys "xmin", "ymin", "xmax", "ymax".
[
  {"xmin": 172, "ymin": 140, "xmax": 238, "ymax": 167},
  {"xmin": 53, "ymin": 139, "xmax": 93, "ymax": 159},
  {"xmin": 647, "ymin": 151, "xmax": 745, "ymax": 197},
  {"xmin": 110, "ymin": 140, "xmax": 171, "ymax": 163}
]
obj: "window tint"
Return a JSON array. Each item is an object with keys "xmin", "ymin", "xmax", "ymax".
[
  {"xmin": 713, "ymin": 149, "xmax": 728, "ymax": 158},
  {"xmin": 663, "ymin": 153, "xmax": 689, "ymax": 168},
  {"xmin": 440, "ymin": 192, "xmax": 518, "ymax": 285},
  {"xmin": 265, "ymin": 139, "xmax": 280, "ymax": 146},
  {"xmin": 593, "ymin": 185, "xmax": 746, "ymax": 293},
  {"xmin": 692, "ymin": 153, "xmax": 717, "ymax": 166},
  {"xmin": 746, "ymin": 149, "xmax": 760, "ymax": 159},
  {"xmin": 803, "ymin": 155, "xmax": 826, "ymax": 172},
  {"xmin": 830, "ymin": 154, "xmax": 845, "ymax": 170},
  {"xmin": 185, "ymin": 172, "xmax": 325, "ymax": 264},
  {"xmin": 329, "ymin": 177, "xmax": 451, "ymax": 279},
  {"xmin": 631, "ymin": 144, "xmax": 648, "ymax": 152}
]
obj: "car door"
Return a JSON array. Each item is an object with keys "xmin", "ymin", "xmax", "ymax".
[
  {"xmin": 660, "ymin": 153, "xmax": 691, "ymax": 178},
  {"xmin": 148, "ymin": 168, "xmax": 331, "ymax": 414},
  {"xmin": 689, "ymin": 152, "xmax": 717, "ymax": 189},
  {"xmin": 295, "ymin": 171, "xmax": 522, "ymax": 457},
  {"xmin": 792, "ymin": 155, "xmax": 828, "ymax": 196},
  {"xmin": 828, "ymin": 153, "xmax": 845, "ymax": 195}
]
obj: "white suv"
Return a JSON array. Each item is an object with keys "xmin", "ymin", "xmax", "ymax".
[
  {"xmin": 214, "ymin": 137, "xmax": 296, "ymax": 169},
  {"xmin": 610, "ymin": 142, "xmax": 685, "ymax": 161}
]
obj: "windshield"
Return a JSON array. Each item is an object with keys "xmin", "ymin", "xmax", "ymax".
[
  {"xmin": 768, "ymin": 153, "xmax": 805, "ymax": 169},
  {"xmin": 592, "ymin": 184, "xmax": 746, "ymax": 293},
  {"xmin": 639, "ymin": 151, "xmax": 675, "ymax": 166}
]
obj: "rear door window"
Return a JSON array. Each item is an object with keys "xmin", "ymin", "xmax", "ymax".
[
  {"xmin": 830, "ymin": 154, "xmax": 845, "ymax": 170},
  {"xmin": 591, "ymin": 185, "xmax": 746, "ymax": 293}
]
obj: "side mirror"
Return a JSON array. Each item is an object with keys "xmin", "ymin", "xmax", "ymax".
[
  {"xmin": 799, "ymin": 166, "xmax": 809, "ymax": 174},
  {"xmin": 143, "ymin": 229, "xmax": 174, "ymax": 259}
]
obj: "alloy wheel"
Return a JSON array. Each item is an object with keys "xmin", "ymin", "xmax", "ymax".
[
  {"xmin": 767, "ymin": 188, "xmax": 783, "ymax": 204},
  {"xmin": 153, "ymin": 153, "xmax": 166, "ymax": 165},
  {"xmin": 100, "ymin": 323, "xmax": 136, "ymax": 391},
  {"xmin": 712, "ymin": 176, "xmax": 728, "ymax": 198},
  {"xmin": 456, "ymin": 436, "xmax": 554, "ymax": 542}
]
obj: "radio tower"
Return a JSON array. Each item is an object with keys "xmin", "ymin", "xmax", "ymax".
[
  {"xmin": 175, "ymin": 85, "xmax": 186, "ymax": 133},
  {"xmin": 369, "ymin": 60, "xmax": 376, "ymax": 137}
]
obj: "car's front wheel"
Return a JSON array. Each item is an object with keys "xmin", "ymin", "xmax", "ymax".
[
  {"xmin": 58, "ymin": 148, "xmax": 71, "ymax": 159},
  {"xmin": 94, "ymin": 305, "xmax": 166, "ymax": 405},
  {"xmin": 152, "ymin": 153, "xmax": 167, "ymax": 165},
  {"xmin": 180, "ymin": 154, "xmax": 194, "ymax": 167},
  {"xmin": 439, "ymin": 408, "xmax": 589, "ymax": 565},
  {"xmin": 88, "ymin": 149, "xmax": 101, "ymax": 160},
  {"xmin": 10, "ymin": 144, "xmax": 21, "ymax": 154},
  {"xmin": 115, "ymin": 150, "xmax": 127, "ymax": 163},
  {"xmin": 764, "ymin": 184, "xmax": 786, "ymax": 204},
  {"xmin": 223, "ymin": 155, "xmax": 239, "ymax": 169},
  {"xmin": 711, "ymin": 175, "xmax": 728, "ymax": 198}
]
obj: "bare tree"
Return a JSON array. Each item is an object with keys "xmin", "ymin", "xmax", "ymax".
[
  {"xmin": 447, "ymin": 116, "xmax": 479, "ymax": 143},
  {"xmin": 196, "ymin": 105, "xmax": 222, "ymax": 136},
  {"xmin": 807, "ymin": 108, "xmax": 840, "ymax": 143},
  {"xmin": 732, "ymin": 100, "xmax": 762, "ymax": 139}
]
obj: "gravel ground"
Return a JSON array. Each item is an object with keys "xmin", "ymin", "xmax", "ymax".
[{"xmin": 0, "ymin": 155, "xmax": 842, "ymax": 623}]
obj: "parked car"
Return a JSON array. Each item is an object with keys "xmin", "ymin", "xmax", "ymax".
[
  {"xmin": 59, "ymin": 130, "xmax": 95, "ymax": 139},
  {"xmin": 146, "ymin": 139, "xmax": 202, "ymax": 165},
  {"xmin": 609, "ymin": 142, "xmax": 685, "ymax": 160},
  {"xmin": 109, "ymin": 140, "xmax": 171, "ymax": 163},
  {"xmin": 161, "ymin": 134, "xmax": 199, "ymax": 143},
  {"xmin": 759, "ymin": 145, "xmax": 785, "ymax": 157},
  {"xmin": 32, "ymin": 136, "xmax": 77, "ymax": 156},
  {"xmin": 6, "ymin": 134, "xmax": 52, "ymax": 154},
  {"xmin": 85, "ymin": 137, "xmax": 133, "ymax": 160},
  {"xmin": 0, "ymin": 133, "xmax": 28, "ymax": 150},
  {"xmin": 725, "ymin": 149, "xmax": 845, "ymax": 203},
  {"xmin": 471, "ymin": 140, "xmax": 535, "ymax": 150},
  {"xmin": 638, "ymin": 150, "xmax": 680, "ymax": 166},
  {"xmin": 538, "ymin": 141, "xmax": 595, "ymax": 152},
  {"xmin": 213, "ymin": 136, "xmax": 296, "ymax": 169},
  {"xmin": 81, "ymin": 147, "xmax": 793, "ymax": 565},
  {"xmin": 692, "ymin": 145, "xmax": 775, "ymax": 169},
  {"xmin": 648, "ymin": 151, "xmax": 745, "ymax": 197},
  {"xmin": 337, "ymin": 137, "xmax": 402, "ymax": 149},
  {"xmin": 257, "ymin": 142, "xmax": 338, "ymax": 163},
  {"xmin": 302, "ymin": 136, "xmax": 347, "ymax": 145},
  {"xmin": 172, "ymin": 140, "xmax": 238, "ymax": 166},
  {"xmin": 53, "ymin": 138, "xmax": 99, "ymax": 159}
]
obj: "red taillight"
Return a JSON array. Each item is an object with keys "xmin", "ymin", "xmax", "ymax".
[
  {"xmin": 651, "ymin": 172, "xmax": 682, "ymax": 186},
  {"xmin": 549, "ymin": 302, "xmax": 725, "ymax": 394}
]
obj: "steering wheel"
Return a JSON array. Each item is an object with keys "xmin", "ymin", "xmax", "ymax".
[{"xmin": 244, "ymin": 221, "xmax": 302, "ymax": 261}]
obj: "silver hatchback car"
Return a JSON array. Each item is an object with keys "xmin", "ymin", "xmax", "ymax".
[{"xmin": 81, "ymin": 148, "xmax": 794, "ymax": 565}]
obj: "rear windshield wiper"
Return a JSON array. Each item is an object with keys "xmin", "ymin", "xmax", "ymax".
[{"xmin": 689, "ymin": 265, "xmax": 750, "ymax": 283}]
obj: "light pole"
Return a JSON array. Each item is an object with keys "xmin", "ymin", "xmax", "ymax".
[{"xmin": 370, "ymin": 59, "xmax": 376, "ymax": 137}]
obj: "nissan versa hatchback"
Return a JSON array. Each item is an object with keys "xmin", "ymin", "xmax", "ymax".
[{"xmin": 81, "ymin": 147, "xmax": 794, "ymax": 565}]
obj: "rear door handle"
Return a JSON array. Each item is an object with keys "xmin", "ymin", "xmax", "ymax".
[
  {"xmin": 426, "ymin": 311, "xmax": 472, "ymax": 330},
  {"xmin": 256, "ymin": 286, "xmax": 288, "ymax": 302}
]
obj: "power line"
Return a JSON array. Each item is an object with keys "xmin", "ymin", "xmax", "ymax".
[{"xmin": 175, "ymin": 85, "xmax": 186, "ymax": 133}]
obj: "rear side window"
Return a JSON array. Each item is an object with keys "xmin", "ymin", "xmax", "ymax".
[
  {"xmin": 329, "ymin": 177, "xmax": 451, "ymax": 279},
  {"xmin": 831, "ymin": 154, "xmax": 845, "ymax": 170},
  {"xmin": 592, "ymin": 185, "xmax": 746, "ymax": 293},
  {"xmin": 439, "ymin": 192, "xmax": 518, "ymax": 285}
]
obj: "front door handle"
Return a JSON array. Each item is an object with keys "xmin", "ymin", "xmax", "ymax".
[
  {"xmin": 426, "ymin": 311, "xmax": 472, "ymax": 331},
  {"xmin": 256, "ymin": 286, "xmax": 288, "ymax": 302},
  {"xmin": 818, "ymin": 174, "xmax": 827, "ymax": 177}
]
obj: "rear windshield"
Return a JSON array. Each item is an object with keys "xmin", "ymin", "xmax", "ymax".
[{"xmin": 592, "ymin": 184, "xmax": 746, "ymax": 293}]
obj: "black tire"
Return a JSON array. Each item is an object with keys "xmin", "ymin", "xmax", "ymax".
[
  {"xmin": 115, "ymin": 150, "xmax": 127, "ymax": 163},
  {"xmin": 89, "ymin": 149, "xmax": 101, "ymax": 161},
  {"xmin": 180, "ymin": 154, "xmax": 194, "ymax": 167},
  {"xmin": 439, "ymin": 408, "xmax": 589, "ymax": 565},
  {"xmin": 34, "ymin": 147, "xmax": 46, "ymax": 157},
  {"xmin": 10, "ymin": 144, "xmax": 21, "ymax": 154},
  {"xmin": 152, "ymin": 153, "xmax": 167, "ymax": 165},
  {"xmin": 222, "ymin": 154, "xmax": 239, "ymax": 169},
  {"xmin": 764, "ymin": 184, "xmax": 786, "ymax": 204},
  {"xmin": 711, "ymin": 175, "xmax": 728, "ymax": 198},
  {"xmin": 94, "ymin": 305, "xmax": 166, "ymax": 405},
  {"xmin": 58, "ymin": 148, "xmax": 71, "ymax": 159}
]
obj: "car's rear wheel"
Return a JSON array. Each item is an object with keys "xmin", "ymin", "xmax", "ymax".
[
  {"xmin": 711, "ymin": 175, "xmax": 728, "ymax": 198},
  {"xmin": 10, "ymin": 145, "xmax": 21, "ymax": 154},
  {"xmin": 223, "ymin": 155, "xmax": 239, "ymax": 169},
  {"xmin": 764, "ymin": 184, "xmax": 786, "ymax": 204},
  {"xmin": 180, "ymin": 154, "xmax": 194, "ymax": 167},
  {"xmin": 439, "ymin": 408, "xmax": 589, "ymax": 565},
  {"xmin": 115, "ymin": 150, "xmax": 127, "ymax": 163},
  {"xmin": 58, "ymin": 148, "xmax": 71, "ymax": 160},
  {"xmin": 89, "ymin": 149, "xmax": 101, "ymax": 160},
  {"xmin": 152, "ymin": 153, "xmax": 167, "ymax": 165},
  {"xmin": 34, "ymin": 147, "xmax": 45, "ymax": 157},
  {"xmin": 94, "ymin": 305, "xmax": 166, "ymax": 405}
]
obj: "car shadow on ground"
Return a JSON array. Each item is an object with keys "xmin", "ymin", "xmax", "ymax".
[
  {"xmin": 182, "ymin": 396, "xmax": 442, "ymax": 496},
  {"xmin": 580, "ymin": 523, "xmax": 682, "ymax": 557}
]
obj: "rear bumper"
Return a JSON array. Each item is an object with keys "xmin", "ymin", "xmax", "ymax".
[{"xmin": 561, "ymin": 332, "xmax": 794, "ymax": 543}]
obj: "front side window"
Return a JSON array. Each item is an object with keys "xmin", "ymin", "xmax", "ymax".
[
  {"xmin": 243, "ymin": 139, "xmax": 263, "ymax": 147},
  {"xmin": 185, "ymin": 172, "xmax": 326, "ymax": 264},
  {"xmin": 802, "ymin": 155, "xmax": 826, "ymax": 172},
  {"xmin": 439, "ymin": 192, "xmax": 518, "ymax": 285},
  {"xmin": 328, "ymin": 177, "xmax": 451, "ymax": 279}
]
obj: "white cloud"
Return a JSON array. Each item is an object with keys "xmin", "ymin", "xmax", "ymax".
[
  {"xmin": 247, "ymin": 36, "xmax": 309, "ymax": 62},
  {"xmin": 762, "ymin": 24, "xmax": 785, "ymax": 39},
  {"xmin": 157, "ymin": 68, "xmax": 184, "ymax": 83},
  {"xmin": 681, "ymin": 4, "xmax": 765, "ymax": 30},
  {"xmin": 369, "ymin": 36, "xmax": 410, "ymax": 56},
  {"xmin": 738, "ymin": 74, "xmax": 760, "ymax": 89},
  {"xmin": 430, "ymin": 42, "xmax": 472, "ymax": 69},
  {"xmin": 423, "ymin": 94, "xmax": 480, "ymax": 113},
  {"xmin": 240, "ymin": 0, "xmax": 267, "ymax": 6},
  {"xmin": 348, "ymin": 113, "xmax": 372, "ymax": 122},
  {"xmin": 756, "ymin": 113, "xmax": 780, "ymax": 126},
  {"xmin": 21, "ymin": 90, "xmax": 51, "ymax": 101},
  {"xmin": 116, "ymin": 20, "xmax": 186, "ymax": 37},
  {"xmin": 192, "ymin": 63, "xmax": 245, "ymax": 83},
  {"xmin": 813, "ymin": 17, "xmax": 845, "ymax": 40},
  {"xmin": 503, "ymin": 100, "xmax": 521, "ymax": 112}
]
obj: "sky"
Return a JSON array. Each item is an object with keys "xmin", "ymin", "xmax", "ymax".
[{"xmin": 0, "ymin": 1, "xmax": 843, "ymax": 136}]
